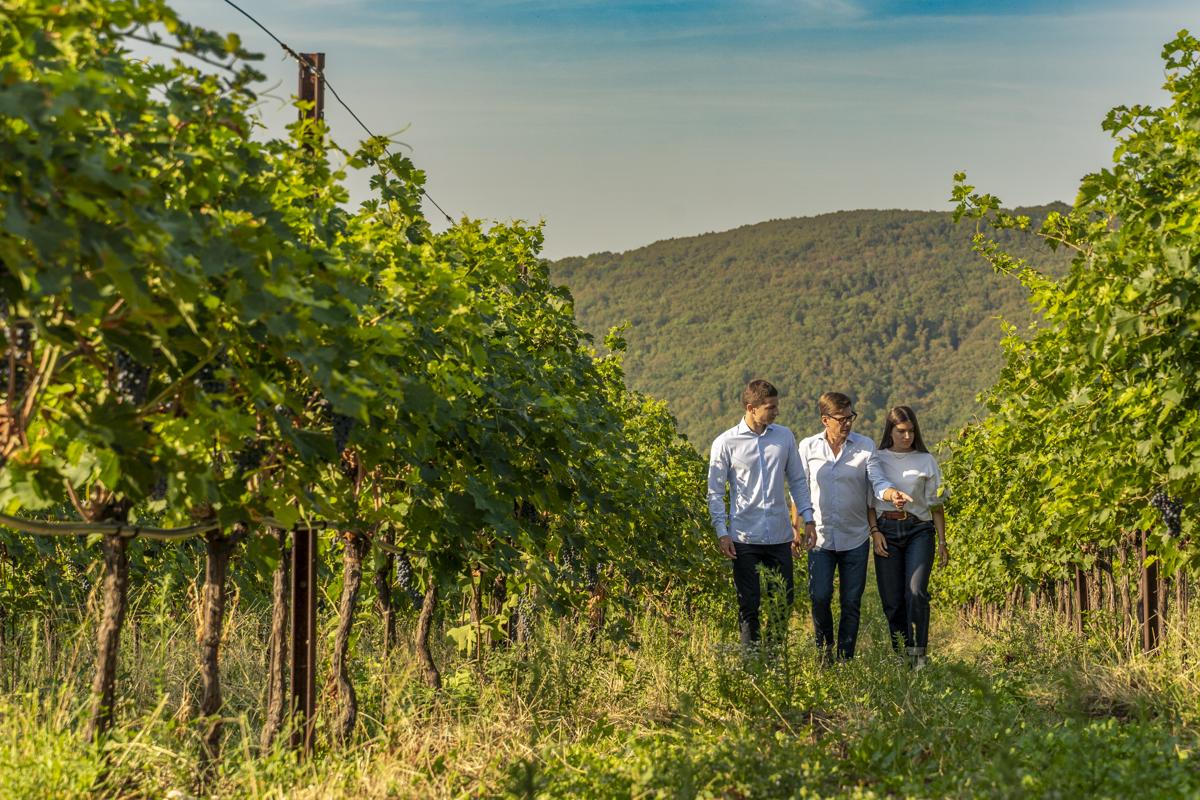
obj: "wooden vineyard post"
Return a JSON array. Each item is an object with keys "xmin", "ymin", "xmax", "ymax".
[
  {"xmin": 288, "ymin": 52, "xmax": 325, "ymax": 758},
  {"xmin": 1159, "ymin": 574, "xmax": 1171, "ymax": 639},
  {"xmin": 1178, "ymin": 574, "xmax": 1190, "ymax": 626},
  {"xmin": 1074, "ymin": 566, "xmax": 1089, "ymax": 636},
  {"xmin": 1118, "ymin": 540, "xmax": 1132, "ymax": 648},
  {"xmin": 1140, "ymin": 531, "xmax": 1161, "ymax": 652}
]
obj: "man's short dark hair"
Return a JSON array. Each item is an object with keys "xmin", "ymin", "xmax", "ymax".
[
  {"xmin": 818, "ymin": 391, "xmax": 852, "ymax": 417},
  {"xmin": 742, "ymin": 379, "xmax": 779, "ymax": 408}
]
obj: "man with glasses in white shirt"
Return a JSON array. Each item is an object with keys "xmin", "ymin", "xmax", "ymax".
[
  {"xmin": 796, "ymin": 392, "xmax": 912, "ymax": 662},
  {"xmin": 708, "ymin": 380, "xmax": 815, "ymax": 648}
]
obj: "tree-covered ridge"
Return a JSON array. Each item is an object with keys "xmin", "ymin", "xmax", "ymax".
[{"xmin": 552, "ymin": 207, "xmax": 1070, "ymax": 449}]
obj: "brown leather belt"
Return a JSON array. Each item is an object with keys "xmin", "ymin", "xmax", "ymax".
[{"xmin": 879, "ymin": 510, "xmax": 909, "ymax": 520}]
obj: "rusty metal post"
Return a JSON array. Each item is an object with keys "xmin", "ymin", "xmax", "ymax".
[
  {"xmin": 299, "ymin": 52, "xmax": 325, "ymax": 123},
  {"xmin": 289, "ymin": 526, "xmax": 318, "ymax": 753},
  {"xmin": 1140, "ymin": 532, "xmax": 1160, "ymax": 652},
  {"xmin": 287, "ymin": 51, "xmax": 326, "ymax": 759}
]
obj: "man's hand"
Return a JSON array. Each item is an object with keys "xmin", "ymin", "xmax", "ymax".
[
  {"xmin": 937, "ymin": 541, "xmax": 950, "ymax": 568},
  {"xmin": 718, "ymin": 535, "xmax": 737, "ymax": 560},
  {"xmin": 872, "ymin": 530, "xmax": 889, "ymax": 558},
  {"xmin": 793, "ymin": 521, "xmax": 816, "ymax": 553},
  {"xmin": 884, "ymin": 488, "xmax": 914, "ymax": 509}
]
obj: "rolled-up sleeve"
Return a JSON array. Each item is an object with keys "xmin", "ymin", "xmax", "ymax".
[
  {"xmin": 785, "ymin": 435, "xmax": 813, "ymax": 524},
  {"xmin": 707, "ymin": 438, "xmax": 731, "ymax": 539}
]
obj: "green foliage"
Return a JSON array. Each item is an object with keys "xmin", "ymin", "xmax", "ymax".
[
  {"xmin": 0, "ymin": 0, "xmax": 709, "ymax": 626},
  {"xmin": 552, "ymin": 207, "xmax": 1070, "ymax": 450},
  {"xmin": 940, "ymin": 31, "xmax": 1200, "ymax": 603}
]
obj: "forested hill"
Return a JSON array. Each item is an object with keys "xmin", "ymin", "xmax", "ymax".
[{"xmin": 551, "ymin": 206, "xmax": 1070, "ymax": 451}]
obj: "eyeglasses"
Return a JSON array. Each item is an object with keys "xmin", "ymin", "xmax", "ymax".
[{"xmin": 824, "ymin": 412, "xmax": 857, "ymax": 426}]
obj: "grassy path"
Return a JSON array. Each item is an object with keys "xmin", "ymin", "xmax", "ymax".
[
  {"xmin": 3, "ymin": 590, "xmax": 1200, "ymax": 798},
  {"xmin": 514, "ymin": 596, "xmax": 1200, "ymax": 799}
]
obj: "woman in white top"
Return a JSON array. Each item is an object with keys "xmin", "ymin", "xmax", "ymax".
[{"xmin": 867, "ymin": 406, "xmax": 948, "ymax": 669}]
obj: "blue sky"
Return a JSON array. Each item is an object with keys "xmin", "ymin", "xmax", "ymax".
[{"xmin": 169, "ymin": 1, "xmax": 1199, "ymax": 258}]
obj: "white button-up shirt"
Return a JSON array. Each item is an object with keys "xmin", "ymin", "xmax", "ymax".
[
  {"xmin": 708, "ymin": 420, "xmax": 814, "ymax": 545},
  {"xmin": 798, "ymin": 430, "xmax": 894, "ymax": 552}
]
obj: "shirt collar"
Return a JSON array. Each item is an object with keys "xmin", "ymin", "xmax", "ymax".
[
  {"xmin": 737, "ymin": 419, "xmax": 773, "ymax": 436},
  {"xmin": 818, "ymin": 430, "xmax": 860, "ymax": 454}
]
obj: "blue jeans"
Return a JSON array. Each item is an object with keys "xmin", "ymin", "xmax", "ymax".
[
  {"xmin": 873, "ymin": 518, "xmax": 935, "ymax": 652},
  {"xmin": 808, "ymin": 539, "xmax": 869, "ymax": 659}
]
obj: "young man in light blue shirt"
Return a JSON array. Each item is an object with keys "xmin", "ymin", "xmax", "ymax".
[{"xmin": 708, "ymin": 379, "xmax": 815, "ymax": 647}]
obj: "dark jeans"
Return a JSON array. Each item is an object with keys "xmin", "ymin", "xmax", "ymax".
[
  {"xmin": 808, "ymin": 539, "xmax": 869, "ymax": 659},
  {"xmin": 874, "ymin": 517, "xmax": 935, "ymax": 652},
  {"xmin": 732, "ymin": 541, "xmax": 794, "ymax": 646}
]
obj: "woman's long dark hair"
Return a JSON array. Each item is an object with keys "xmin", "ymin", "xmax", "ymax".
[{"xmin": 879, "ymin": 405, "xmax": 928, "ymax": 453}]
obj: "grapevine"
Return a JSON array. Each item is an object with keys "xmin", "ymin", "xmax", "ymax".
[
  {"xmin": 940, "ymin": 31, "xmax": 1200, "ymax": 604},
  {"xmin": 0, "ymin": 0, "xmax": 713, "ymax": 739}
]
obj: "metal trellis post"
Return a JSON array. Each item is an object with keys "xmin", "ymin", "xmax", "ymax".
[{"xmin": 289, "ymin": 51, "xmax": 325, "ymax": 757}]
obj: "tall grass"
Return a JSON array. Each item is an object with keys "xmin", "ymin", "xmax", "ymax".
[{"xmin": 3, "ymin": 578, "xmax": 1200, "ymax": 798}]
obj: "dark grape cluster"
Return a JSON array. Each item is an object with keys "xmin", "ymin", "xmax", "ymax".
[
  {"xmin": 515, "ymin": 595, "xmax": 533, "ymax": 643},
  {"xmin": 232, "ymin": 437, "xmax": 267, "ymax": 478},
  {"xmin": 332, "ymin": 412, "xmax": 355, "ymax": 453},
  {"xmin": 193, "ymin": 358, "xmax": 227, "ymax": 395},
  {"xmin": 396, "ymin": 551, "xmax": 421, "ymax": 610},
  {"xmin": 1152, "ymin": 491, "xmax": 1183, "ymax": 537},
  {"xmin": 559, "ymin": 543, "xmax": 580, "ymax": 582},
  {"xmin": 151, "ymin": 471, "xmax": 168, "ymax": 501},
  {"xmin": 113, "ymin": 349, "xmax": 151, "ymax": 405},
  {"xmin": 5, "ymin": 320, "xmax": 33, "ymax": 396},
  {"xmin": 10, "ymin": 320, "xmax": 32, "ymax": 354}
]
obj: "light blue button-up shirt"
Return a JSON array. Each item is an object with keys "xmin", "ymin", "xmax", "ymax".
[
  {"xmin": 708, "ymin": 420, "xmax": 814, "ymax": 545},
  {"xmin": 798, "ymin": 430, "xmax": 894, "ymax": 552}
]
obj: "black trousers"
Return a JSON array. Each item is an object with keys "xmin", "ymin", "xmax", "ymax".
[
  {"xmin": 731, "ymin": 541, "xmax": 794, "ymax": 646},
  {"xmin": 873, "ymin": 518, "xmax": 935, "ymax": 652}
]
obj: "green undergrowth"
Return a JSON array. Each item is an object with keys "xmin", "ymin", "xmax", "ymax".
[{"xmin": 3, "ymin": 589, "xmax": 1200, "ymax": 798}]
